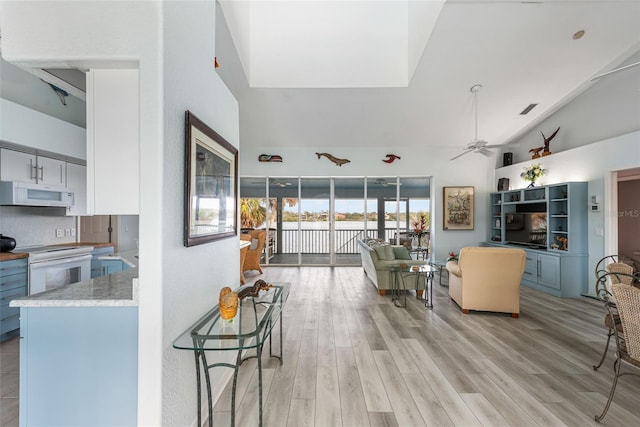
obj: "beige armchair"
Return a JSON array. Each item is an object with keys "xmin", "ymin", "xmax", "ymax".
[{"xmin": 446, "ymin": 246, "xmax": 526, "ymax": 317}]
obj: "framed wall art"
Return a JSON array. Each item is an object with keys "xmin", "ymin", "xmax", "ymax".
[
  {"xmin": 443, "ymin": 186, "xmax": 474, "ymax": 230},
  {"xmin": 184, "ymin": 110, "xmax": 238, "ymax": 247}
]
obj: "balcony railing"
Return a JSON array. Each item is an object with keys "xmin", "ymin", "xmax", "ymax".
[{"xmin": 275, "ymin": 228, "xmax": 409, "ymax": 254}]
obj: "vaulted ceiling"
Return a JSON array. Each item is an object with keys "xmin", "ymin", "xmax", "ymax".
[{"xmin": 215, "ymin": 0, "xmax": 640, "ymax": 153}]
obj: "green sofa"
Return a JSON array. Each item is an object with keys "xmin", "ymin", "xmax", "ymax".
[{"xmin": 357, "ymin": 239, "xmax": 427, "ymax": 295}]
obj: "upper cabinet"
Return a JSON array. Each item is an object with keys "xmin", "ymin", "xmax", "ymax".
[
  {"xmin": 86, "ymin": 69, "xmax": 139, "ymax": 215},
  {"xmin": 0, "ymin": 148, "xmax": 65, "ymax": 186},
  {"xmin": 66, "ymin": 162, "xmax": 87, "ymax": 216}
]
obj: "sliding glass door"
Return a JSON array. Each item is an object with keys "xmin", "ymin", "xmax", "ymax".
[{"xmin": 239, "ymin": 176, "xmax": 431, "ymax": 266}]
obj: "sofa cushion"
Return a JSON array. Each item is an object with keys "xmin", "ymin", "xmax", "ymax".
[
  {"xmin": 392, "ymin": 246, "xmax": 411, "ymax": 260},
  {"xmin": 374, "ymin": 244, "xmax": 395, "ymax": 261}
]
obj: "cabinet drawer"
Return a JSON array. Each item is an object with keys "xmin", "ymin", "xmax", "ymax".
[
  {"xmin": 0, "ymin": 304, "xmax": 20, "ymax": 321},
  {"xmin": 1, "ymin": 285, "xmax": 27, "ymax": 309},
  {"xmin": 1, "ymin": 272, "xmax": 28, "ymax": 292},
  {"xmin": 0, "ymin": 258, "xmax": 28, "ymax": 278},
  {"xmin": 0, "ymin": 313, "xmax": 20, "ymax": 335}
]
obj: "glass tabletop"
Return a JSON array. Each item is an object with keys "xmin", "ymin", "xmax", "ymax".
[
  {"xmin": 389, "ymin": 264, "xmax": 436, "ymax": 274},
  {"xmin": 173, "ymin": 282, "xmax": 290, "ymax": 351}
]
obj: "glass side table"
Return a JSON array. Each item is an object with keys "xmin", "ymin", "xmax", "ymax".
[
  {"xmin": 389, "ymin": 265, "xmax": 435, "ymax": 308},
  {"xmin": 173, "ymin": 282, "xmax": 290, "ymax": 427},
  {"xmin": 429, "ymin": 259, "xmax": 450, "ymax": 287}
]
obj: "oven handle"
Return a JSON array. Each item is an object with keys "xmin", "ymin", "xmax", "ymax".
[{"xmin": 29, "ymin": 254, "xmax": 93, "ymax": 270}]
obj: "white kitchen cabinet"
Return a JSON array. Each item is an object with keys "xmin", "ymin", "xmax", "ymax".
[
  {"xmin": 0, "ymin": 148, "xmax": 65, "ymax": 186},
  {"xmin": 66, "ymin": 162, "xmax": 87, "ymax": 216},
  {"xmin": 86, "ymin": 69, "xmax": 139, "ymax": 215},
  {"xmin": 0, "ymin": 148, "xmax": 35, "ymax": 182}
]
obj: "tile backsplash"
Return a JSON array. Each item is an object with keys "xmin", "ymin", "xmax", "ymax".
[{"xmin": 0, "ymin": 206, "xmax": 76, "ymax": 248}]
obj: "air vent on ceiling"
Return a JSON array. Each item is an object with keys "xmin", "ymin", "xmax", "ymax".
[{"xmin": 520, "ymin": 103, "xmax": 538, "ymax": 115}]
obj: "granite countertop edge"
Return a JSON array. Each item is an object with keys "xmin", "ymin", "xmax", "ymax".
[{"xmin": 10, "ymin": 252, "xmax": 139, "ymax": 308}]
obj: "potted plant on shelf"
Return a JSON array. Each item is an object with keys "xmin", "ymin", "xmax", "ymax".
[{"xmin": 520, "ymin": 163, "xmax": 547, "ymax": 188}]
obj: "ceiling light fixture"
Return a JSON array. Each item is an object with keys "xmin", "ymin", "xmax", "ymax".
[{"xmin": 573, "ymin": 30, "xmax": 585, "ymax": 40}]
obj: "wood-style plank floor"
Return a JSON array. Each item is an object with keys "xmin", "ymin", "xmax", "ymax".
[{"xmin": 213, "ymin": 266, "xmax": 640, "ymax": 426}]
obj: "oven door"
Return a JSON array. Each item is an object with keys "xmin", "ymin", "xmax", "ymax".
[{"xmin": 29, "ymin": 254, "xmax": 92, "ymax": 295}]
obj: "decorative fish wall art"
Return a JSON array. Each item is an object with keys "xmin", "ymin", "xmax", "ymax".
[
  {"xmin": 258, "ymin": 154, "xmax": 283, "ymax": 162},
  {"xmin": 316, "ymin": 152, "xmax": 350, "ymax": 166},
  {"xmin": 382, "ymin": 154, "xmax": 401, "ymax": 163}
]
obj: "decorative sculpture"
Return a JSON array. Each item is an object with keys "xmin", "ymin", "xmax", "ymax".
[
  {"xmin": 237, "ymin": 279, "xmax": 272, "ymax": 300},
  {"xmin": 382, "ymin": 154, "xmax": 401, "ymax": 163},
  {"xmin": 556, "ymin": 236, "xmax": 568, "ymax": 251},
  {"xmin": 258, "ymin": 154, "xmax": 283, "ymax": 162},
  {"xmin": 529, "ymin": 146, "xmax": 544, "ymax": 159},
  {"xmin": 541, "ymin": 126, "xmax": 560, "ymax": 157},
  {"xmin": 316, "ymin": 152, "xmax": 350, "ymax": 166},
  {"xmin": 219, "ymin": 287, "xmax": 239, "ymax": 320}
]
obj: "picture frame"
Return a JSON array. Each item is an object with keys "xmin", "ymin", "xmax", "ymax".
[
  {"xmin": 184, "ymin": 110, "xmax": 238, "ymax": 247},
  {"xmin": 443, "ymin": 186, "xmax": 474, "ymax": 230}
]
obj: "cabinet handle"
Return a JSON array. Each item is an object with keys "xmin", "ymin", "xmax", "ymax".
[
  {"xmin": 37, "ymin": 165, "xmax": 44, "ymax": 181},
  {"xmin": 0, "ymin": 265, "xmax": 26, "ymax": 272},
  {"xmin": 30, "ymin": 159, "xmax": 37, "ymax": 180},
  {"xmin": 60, "ymin": 164, "xmax": 63, "ymax": 184}
]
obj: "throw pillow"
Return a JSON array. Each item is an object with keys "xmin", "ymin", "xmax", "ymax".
[
  {"xmin": 250, "ymin": 238, "xmax": 259, "ymax": 250},
  {"xmin": 392, "ymin": 246, "xmax": 411, "ymax": 260},
  {"xmin": 374, "ymin": 244, "xmax": 395, "ymax": 261}
]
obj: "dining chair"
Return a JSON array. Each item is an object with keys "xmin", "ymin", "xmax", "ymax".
[
  {"xmin": 595, "ymin": 282, "xmax": 640, "ymax": 422},
  {"xmin": 593, "ymin": 256, "xmax": 636, "ymax": 371}
]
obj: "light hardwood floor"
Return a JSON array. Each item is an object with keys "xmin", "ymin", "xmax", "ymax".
[
  {"xmin": 212, "ymin": 266, "xmax": 640, "ymax": 426},
  {"xmin": 2, "ymin": 266, "xmax": 639, "ymax": 426}
]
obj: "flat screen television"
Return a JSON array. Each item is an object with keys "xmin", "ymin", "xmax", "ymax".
[{"xmin": 505, "ymin": 212, "xmax": 547, "ymax": 249}]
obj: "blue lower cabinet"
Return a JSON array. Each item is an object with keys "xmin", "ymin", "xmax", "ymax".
[
  {"xmin": 90, "ymin": 246, "xmax": 115, "ymax": 278},
  {"xmin": 0, "ymin": 258, "xmax": 28, "ymax": 342},
  {"xmin": 20, "ymin": 306, "xmax": 138, "ymax": 426},
  {"xmin": 101, "ymin": 259, "xmax": 129, "ymax": 276}
]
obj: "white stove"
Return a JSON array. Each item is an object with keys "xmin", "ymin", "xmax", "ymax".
[
  {"xmin": 17, "ymin": 245, "xmax": 94, "ymax": 295},
  {"xmin": 19, "ymin": 245, "xmax": 94, "ymax": 262}
]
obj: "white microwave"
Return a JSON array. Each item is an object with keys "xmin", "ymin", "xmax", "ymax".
[{"xmin": 0, "ymin": 181, "xmax": 74, "ymax": 207}]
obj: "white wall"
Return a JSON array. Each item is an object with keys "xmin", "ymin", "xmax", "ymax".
[
  {"xmin": 162, "ymin": 1, "xmax": 240, "ymax": 425},
  {"xmin": 499, "ymin": 50, "xmax": 640, "ymax": 165}
]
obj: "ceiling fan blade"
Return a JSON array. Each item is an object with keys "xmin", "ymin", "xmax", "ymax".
[
  {"xmin": 478, "ymin": 147, "xmax": 495, "ymax": 157},
  {"xmin": 484, "ymin": 142, "xmax": 520, "ymax": 149},
  {"xmin": 450, "ymin": 150, "xmax": 472, "ymax": 161}
]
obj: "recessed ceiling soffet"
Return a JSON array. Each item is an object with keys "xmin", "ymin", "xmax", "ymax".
[{"xmin": 218, "ymin": 0, "xmax": 446, "ymax": 88}]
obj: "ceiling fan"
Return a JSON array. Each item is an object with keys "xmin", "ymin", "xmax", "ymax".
[
  {"xmin": 373, "ymin": 178, "xmax": 401, "ymax": 187},
  {"xmin": 450, "ymin": 84, "xmax": 510, "ymax": 161}
]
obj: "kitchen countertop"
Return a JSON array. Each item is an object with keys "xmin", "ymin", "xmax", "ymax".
[
  {"xmin": 0, "ymin": 252, "xmax": 28, "ymax": 261},
  {"xmin": 10, "ymin": 251, "xmax": 139, "ymax": 308}
]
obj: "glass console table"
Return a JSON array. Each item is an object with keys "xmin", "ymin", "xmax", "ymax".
[
  {"xmin": 389, "ymin": 265, "xmax": 435, "ymax": 308},
  {"xmin": 173, "ymin": 282, "xmax": 290, "ymax": 427}
]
